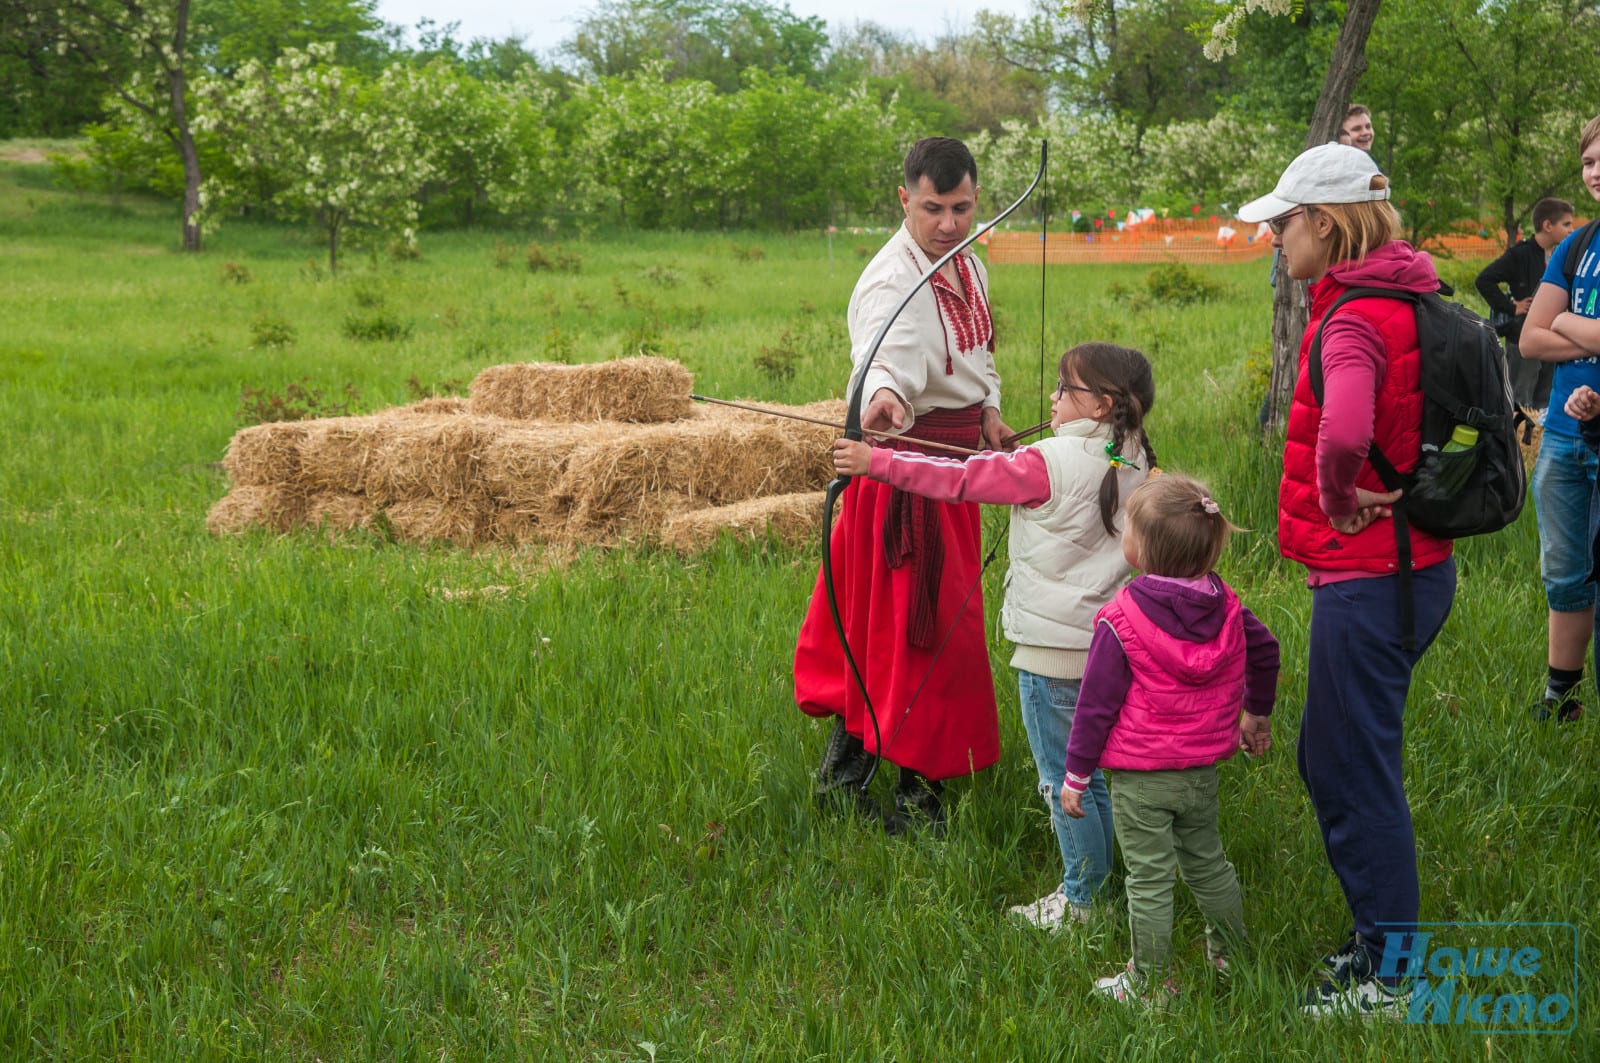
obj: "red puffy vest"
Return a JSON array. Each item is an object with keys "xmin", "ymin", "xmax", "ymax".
[{"xmin": 1278, "ymin": 280, "xmax": 1453, "ymax": 573}]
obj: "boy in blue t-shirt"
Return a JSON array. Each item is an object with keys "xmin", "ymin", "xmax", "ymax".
[{"xmin": 1521, "ymin": 111, "xmax": 1600, "ymax": 722}]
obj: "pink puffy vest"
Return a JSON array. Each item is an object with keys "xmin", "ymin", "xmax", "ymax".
[
  {"xmin": 1278, "ymin": 281, "xmax": 1452, "ymax": 573},
  {"xmin": 1097, "ymin": 584, "xmax": 1246, "ymax": 772}
]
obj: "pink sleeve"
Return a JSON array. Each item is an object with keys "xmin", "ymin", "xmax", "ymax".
[
  {"xmin": 1316, "ymin": 314, "xmax": 1386, "ymax": 520},
  {"xmin": 868, "ymin": 444, "xmax": 1052, "ymax": 506}
]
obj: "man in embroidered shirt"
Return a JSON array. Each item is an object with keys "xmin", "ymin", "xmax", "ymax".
[{"xmin": 795, "ymin": 136, "xmax": 1013, "ymax": 835}]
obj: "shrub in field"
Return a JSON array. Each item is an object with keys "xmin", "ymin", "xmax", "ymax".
[
  {"xmin": 754, "ymin": 330, "xmax": 801, "ymax": 383},
  {"xmin": 1143, "ymin": 261, "xmax": 1223, "ymax": 305},
  {"xmin": 219, "ymin": 261, "xmax": 252, "ymax": 285},
  {"xmin": 641, "ymin": 265, "xmax": 683, "ymax": 288},
  {"xmin": 543, "ymin": 326, "xmax": 575, "ymax": 363},
  {"xmin": 405, "ymin": 375, "xmax": 466, "ymax": 399},
  {"xmin": 237, "ymin": 377, "xmax": 360, "ymax": 425},
  {"xmin": 732, "ymin": 244, "xmax": 765, "ymax": 263},
  {"xmin": 350, "ymin": 282, "xmax": 386, "ymax": 309},
  {"xmin": 491, "ymin": 241, "xmax": 515, "ymax": 270},
  {"xmin": 527, "ymin": 242, "xmax": 581, "ymax": 273},
  {"xmin": 249, "ymin": 312, "xmax": 296, "ymax": 349},
  {"xmin": 342, "ymin": 310, "xmax": 412, "ymax": 342},
  {"xmin": 387, "ymin": 237, "xmax": 420, "ymax": 261}
]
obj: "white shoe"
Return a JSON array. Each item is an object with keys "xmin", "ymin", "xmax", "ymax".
[
  {"xmin": 1301, "ymin": 975, "xmax": 1413, "ymax": 1020},
  {"xmin": 1007, "ymin": 889, "xmax": 1091, "ymax": 930},
  {"xmin": 1092, "ymin": 961, "xmax": 1178, "ymax": 1009}
]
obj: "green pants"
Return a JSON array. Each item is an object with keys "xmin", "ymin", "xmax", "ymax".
[{"xmin": 1110, "ymin": 765, "xmax": 1246, "ymax": 988}]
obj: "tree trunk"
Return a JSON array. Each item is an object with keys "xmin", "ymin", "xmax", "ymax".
[
  {"xmin": 168, "ymin": 0, "xmax": 201, "ymax": 252},
  {"xmin": 1262, "ymin": 0, "xmax": 1383, "ymax": 430}
]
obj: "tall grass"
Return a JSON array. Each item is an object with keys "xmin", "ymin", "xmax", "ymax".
[{"xmin": 0, "ymin": 159, "xmax": 1593, "ymax": 1060}]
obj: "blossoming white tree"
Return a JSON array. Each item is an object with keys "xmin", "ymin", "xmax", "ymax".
[{"xmin": 195, "ymin": 43, "xmax": 436, "ymax": 275}]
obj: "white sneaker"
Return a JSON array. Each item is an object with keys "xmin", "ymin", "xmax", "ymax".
[
  {"xmin": 1007, "ymin": 889, "xmax": 1091, "ymax": 930},
  {"xmin": 1092, "ymin": 961, "xmax": 1178, "ymax": 1010},
  {"xmin": 1301, "ymin": 975, "xmax": 1413, "ymax": 1020}
]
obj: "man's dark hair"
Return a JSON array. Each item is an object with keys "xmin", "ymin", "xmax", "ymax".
[
  {"xmin": 903, "ymin": 137, "xmax": 977, "ymax": 194},
  {"xmin": 1344, "ymin": 103, "xmax": 1370, "ymax": 121},
  {"xmin": 1532, "ymin": 197, "xmax": 1574, "ymax": 232}
]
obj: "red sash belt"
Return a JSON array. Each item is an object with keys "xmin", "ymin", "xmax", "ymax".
[{"xmin": 881, "ymin": 403, "xmax": 984, "ymax": 648}]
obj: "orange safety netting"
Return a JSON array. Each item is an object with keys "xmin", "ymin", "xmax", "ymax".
[
  {"xmin": 983, "ymin": 219, "xmax": 1564, "ymax": 266},
  {"xmin": 985, "ymin": 220, "xmax": 1271, "ymax": 265}
]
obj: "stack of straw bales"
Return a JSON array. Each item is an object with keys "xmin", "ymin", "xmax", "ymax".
[{"xmin": 208, "ymin": 356, "xmax": 840, "ymax": 552}]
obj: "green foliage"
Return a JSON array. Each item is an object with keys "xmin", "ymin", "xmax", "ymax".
[
  {"xmin": 640, "ymin": 264, "xmax": 683, "ymax": 288},
  {"xmin": 236, "ymin": 375, "xmax": 359, "ymax": 424},
  {"xmin": 248, "ymin": 311, "xmax": 295, "ymax": 348},
  {"xmin": 195, "ymin": 43, "xmax": 436, "ymax": 274},
  {"xmin": 192, "ymin": 0, "xmax": 390, "ymax": 77},
  {"xmin": 1145, "ymin": 261, "xmax": 1224, "ymax": 305},
  {"xmin": 526, "ymin": 241, "xmax": 581, "ymax": 273},
  {"xmin": 404, "ymin": 373, "xmax": 465, "ymax": 399},
  {"xmin": 219, "ymin": 260, "xmax": 252, "ymax": 285},
  {"xmin": 341, "ymin": 309, "xmax": 413, "ymax": 342},
  {"xmin": 753, "ymin": 328, "xmax": 801, "ymax": 382},
  {"xmin": 565, "ymin": 0, "xmax": 829, "ymax": 92}
]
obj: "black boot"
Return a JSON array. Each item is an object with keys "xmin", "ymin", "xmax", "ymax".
[
  {"xmin": 885, "ymin": 767, "xmax": 945, "ymax": 837},
  {"xmin": 815, "ymin": 717, "xmax": 882, "ymax": 821}
]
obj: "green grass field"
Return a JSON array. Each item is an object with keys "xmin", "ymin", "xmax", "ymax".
[{"xmin": 1, "ymin": 156, "xmax": 1594, "ymax": 1060}]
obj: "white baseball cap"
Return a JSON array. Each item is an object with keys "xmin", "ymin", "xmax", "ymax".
[{"xmin": 1236, "ymin": 143, "xmax": 1389, "ymax": 223}]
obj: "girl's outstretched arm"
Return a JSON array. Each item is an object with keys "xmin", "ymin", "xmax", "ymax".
[{"xmin": 860, "ymin": 444, "xmax": 1053, "ymax": 506}]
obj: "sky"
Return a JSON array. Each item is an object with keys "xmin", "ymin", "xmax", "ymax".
[{"xmin": 373, "ymin": 0, "xmax": 1043, "ymax": 58}]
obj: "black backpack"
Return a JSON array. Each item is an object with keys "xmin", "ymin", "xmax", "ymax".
[
  {"xmin": 1310, "ymin": 286, "xmax": 1527, "ymax": 646},
  {"xmin": 1562, "ymin": 217, "xmax": 1600, "ymax": 289}
]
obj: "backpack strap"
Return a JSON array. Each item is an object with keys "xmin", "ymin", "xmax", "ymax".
[
  {"xmin": 1308, "ymin": 285, "xmax": 1421, "ymax": 650},
  {"xmin": 1564, "ymin": 218, "xmax": 1600, "ymax": 289}
]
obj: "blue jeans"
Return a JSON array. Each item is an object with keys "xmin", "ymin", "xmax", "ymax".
[
  {"xmin": 1017, "ymin": 670, "xmax": 1114, "ymax": 906},
  {"xmin": 1532, "ymin": 430, "xmax": 1600, "ymax": 670},
  {"xmin": 1296, "ymin": 559, "xmax": 1455, "ymax": 983}
]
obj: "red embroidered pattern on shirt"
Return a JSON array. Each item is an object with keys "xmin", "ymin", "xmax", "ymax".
[{"xmin": 909, "ymin": 248, "xmax": 994, "ymax": 356}]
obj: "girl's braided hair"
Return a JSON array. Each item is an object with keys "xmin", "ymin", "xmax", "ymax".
[{"xmin": 1059, "ymin": 342, "xmax": 1156, "ymax": 535}]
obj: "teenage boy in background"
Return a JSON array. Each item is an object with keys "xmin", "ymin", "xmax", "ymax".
[
  {"xmin": 1475, "ymin": 197, "xmax": 1576, "ymax": 412},
  {"xmin": 1337, "ymin": 105, "xmax": 1375, "ymax": 153}
]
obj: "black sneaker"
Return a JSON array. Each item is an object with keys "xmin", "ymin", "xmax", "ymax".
[
  {"xmin": 1531, "ymin": 696, "xmax": 1583, "ymax": 723},
  {"xmin": 1302, "ymin": 942, "xmax": 1411, "ymax": 1019},
  {"xmin": 1320, "ymin": 932, "xmax": 1361, "ymax": 986}
]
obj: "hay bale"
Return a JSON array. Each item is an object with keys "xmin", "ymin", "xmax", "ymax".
[
  {"xmin": 468, "ymin": 356, "xmax": 694, "ymax": 423},
  {"xmin": 206, "ymin": 484, "xmax": 308, "ymax": 535},
  {"xmin": 490, "ymin": 506, "xmax": 558, "ymax": 546},
  {"xmin": 479, "ymin": 422, "xmax": 593, "ymax": 520},
  {"xmin": 222, "ymin": 422, "xmax": 310, "ymax": 486},
  {"xmin": 363, "ymin": 414, "xmax": 504, "ymax": 503},
  {"xmin": 556, "ymin": 417, "xmax": 830, "ymax": 531},
  {"xmin": 297, "ymin": 416, "xmax": 390, "ymax": 496},
  {"xmin": 305, "ymin": 491, "xmax": 378, "ymax": 533},
  {"xmin": 657, "ymin": 492, "xmax": 828, "ymax": 552},
  {"xmin": 395, "ymin": 396, "xmax": 471, "ymax": 416},
  {"xmin": 385, "ymin": 498, "xmax": 494, "ymax": 547}
]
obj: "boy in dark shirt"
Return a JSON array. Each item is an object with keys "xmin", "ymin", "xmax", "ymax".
[{"xmin": 1475, "ymin": 196, "xmax": 1575, "ymax": 410}]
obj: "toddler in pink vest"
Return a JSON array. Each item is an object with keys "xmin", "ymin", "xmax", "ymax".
[{"xmin": 1061, "ymin": 474, "xmax": 1280, "ymax": 1007}]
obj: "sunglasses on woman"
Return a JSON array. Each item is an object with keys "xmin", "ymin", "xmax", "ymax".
[{"xmin": 1267, "ymin": 208, "xmax": 1306, "ymax": 236}]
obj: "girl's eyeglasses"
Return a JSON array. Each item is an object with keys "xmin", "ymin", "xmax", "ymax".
[
  {"xmin": 1054, "ymin": 381, "xmax": 1096, "ymax": 398},
  {"xmin": 1267, "ymin": 208, "xmax": 1305, "ymax": 236}
]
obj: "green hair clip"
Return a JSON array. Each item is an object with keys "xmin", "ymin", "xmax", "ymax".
[{"xmin": 1106, "ymin": 441, "xmax": 1141, "ymax": 470}]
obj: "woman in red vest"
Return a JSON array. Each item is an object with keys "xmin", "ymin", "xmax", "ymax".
[{"xmin": 1237, "ymin": 144, "xmax": 1456, "ymax": 1019}]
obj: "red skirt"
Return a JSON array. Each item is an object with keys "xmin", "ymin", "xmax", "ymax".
[{"xmin": 793, "ymin": 464, "xmax": 1000, "ymax": 781}]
